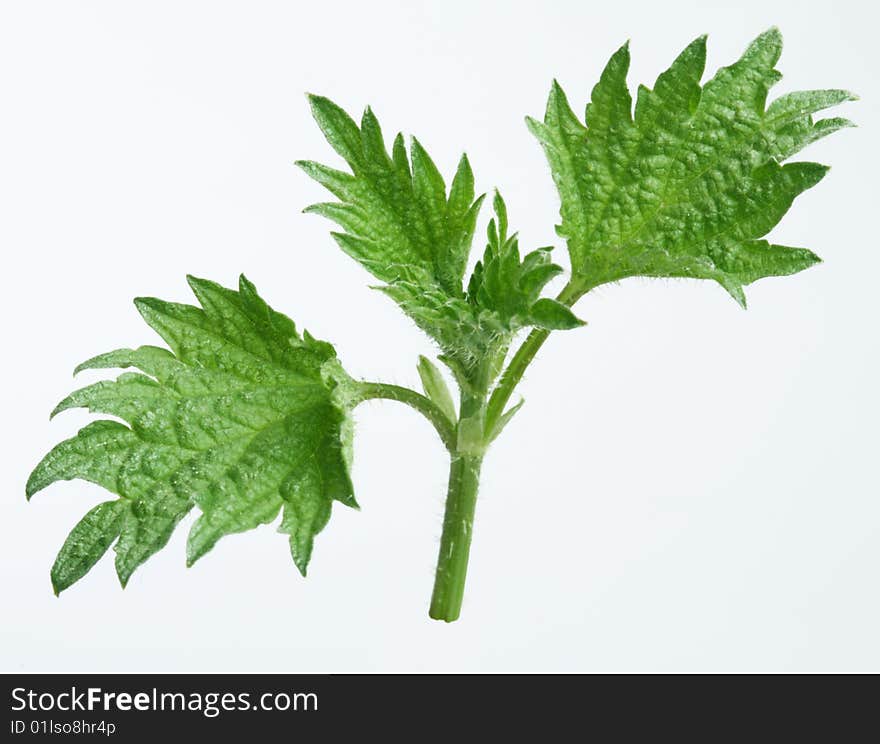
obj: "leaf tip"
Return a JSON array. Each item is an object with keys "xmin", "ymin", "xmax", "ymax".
[
  {"xmin": 25, "ymin": 460, "xmax": 48, "ymax": 500},
  {"xmin": 524, "ymin": 114, "xmax": 543, "ymax": 134},
  {"xmin": 610, "ymin": 39, "xmax": 631, "ymax": 64},
  {"xmin": 132, "ymin": 296, "xmax": 157, "ymax": 318},
  {"xmin": 184, "ymin": 546, "xmax": 201, "ymax": 568},
  {"xmin": 728, "ymin": 283, "xmax": 748, "ymax": 309},
  {"xmin": 409, "ymin": 134, "xmax": 426, "ymax": 158},
  {"xmin": 810, "ymin": 162, "xmax": 832, "ymax": 184},
  {"xmin": 185, "ymin": 528, "xmax": 212, "ymax": 568},
  {"xmin": 795, "ymin": 248, "xmax": 823, "ymax": 272},
  {"xmin": 185, "ymin": 273, "xmax": 211, "ymax": 295},
  {"xmin": 305, "ymin": 92, "xmax": 328, "ymax": 112},
  {"xmin": 760, "ymin": 26, "xmax": 784, "ymax": 57},
  {"xmin": 238, "ymin": 273, "xmax": 256, "ymax": 296}
]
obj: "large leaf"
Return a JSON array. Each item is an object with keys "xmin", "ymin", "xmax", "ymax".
[
  {"xmin": 28, "ymin": 275, "xmax": 356, "ymax": 591},
  {"xmin": 527, "ymin": 28, "xmax": 855, "ymax": 306}
]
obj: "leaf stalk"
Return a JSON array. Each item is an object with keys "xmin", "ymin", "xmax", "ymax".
[
  {"xmin": 355, "ymin": 381, "xmax": 457, "ymax": 451},
  {"xmin": 485, "ymin": 278, "xmax": 587, "ymax": 435}
]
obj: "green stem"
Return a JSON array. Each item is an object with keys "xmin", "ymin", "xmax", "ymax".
[
  {"xmin": 428, "ymin": 278, "xmax": 592, "ymax": 621},
  {"xmin": 428, "ymin": 453, "xmax": 483, "ymax": 622},
  {"xmin": 485, "ymin": 279, "xmax": 586, "ymax": 435},
  {"xmin": 429, "ymin": 389, "xmax": 486, "ymax": 621},
  {"xmin": 364, "ymin": 277, "xmax": 591, "ymax": 622},
  {"xmin": 356, "ymin": 381, "xmax": 456, "ymax": 451}
]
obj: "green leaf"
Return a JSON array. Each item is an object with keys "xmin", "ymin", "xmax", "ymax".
[
  {"xmin": 528, "ymin": 28, "xmax": 855, "ymax": 306},
  {"xmin": 28, "ymin": 275, "xmax": 356, "ymax": 589},
  {"xmin": 466, "ymin": 191, "xmax": 584, "ymax": 331},
  {"xmin": 417, "ymin": 355, "xmax": 457, "ymax": 424},
  {"xmin": 298, "ymin": 95, "xmax": 484, "ymax": 297},
  {"xmin": 487, "ymin": 397, "xmax": 524, "ymax": 443},
  {"xmin": 529, "ymin": 298, "xmax": 585, "ymax": 330},
  {"xmin": 301, "ymin": 99, "xmax": 582, "ymax": 385}
]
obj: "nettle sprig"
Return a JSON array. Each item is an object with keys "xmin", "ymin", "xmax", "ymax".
[{"xmin": 29, "ymin": 29, "xmax": 854, "ymax": 621}]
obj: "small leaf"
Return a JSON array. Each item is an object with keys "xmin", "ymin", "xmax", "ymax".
[
  {"xmin": 492, "ymin": 189, "xmax": 508, "ymax": 244},
  {"xmin": 488, "ymin": 398, "xmax": 525, "ymax": 443},
  {"xmin": 417, "ymin": 356, "xmax": 457, "ymax": 424},
  {"xmin": 529, "ymin": 298, "xmax": 585, "ymax": 330},
  {"xmin": 466, "ymin": 191, "xmax": 579, "ymax": 337}
]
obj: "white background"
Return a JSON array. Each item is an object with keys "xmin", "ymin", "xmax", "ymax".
[{"xmin": 1, "ymin": 0, "xmax": 876, "ymax": 673}]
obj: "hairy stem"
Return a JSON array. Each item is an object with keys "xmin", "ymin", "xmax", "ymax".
[
  {"xmin": 429, "ymin": 453, "xmax": 483, "ymax": 622},
  {"xmin": 355, "ymin": 381, "xmax": 456, "ymax": 451},
  {"xmin": 429, "ymin": 391, "xmax": 486, "ymax": 621},
  {"xmin": 485, "ymin": 279, "xmax": 586, "ymax": 434},
  {"xmin": 363, "ymin": 278, "xmax": 590, "ymax": 622},
  {"xmin": 428, "ymin": 278, "xmax": 591, "ymax": 621}
]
